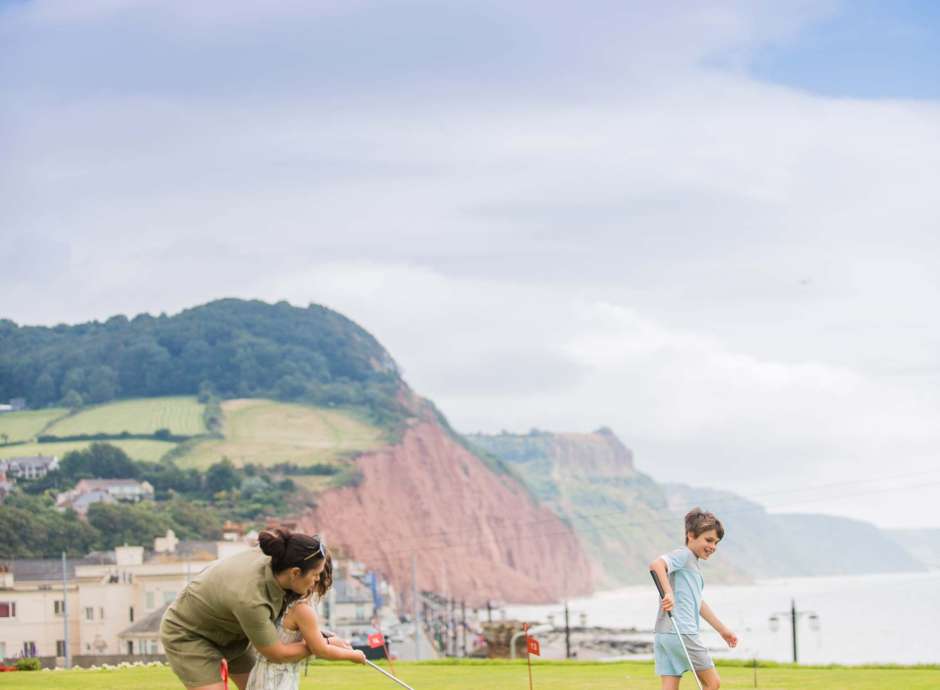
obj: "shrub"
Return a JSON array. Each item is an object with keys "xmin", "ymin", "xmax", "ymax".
[{"xmin": 16, "ymin": 657, "xmax": 41, "ymax": 671}]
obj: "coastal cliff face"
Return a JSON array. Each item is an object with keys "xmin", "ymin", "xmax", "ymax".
[
  {"xmin": 470, "ymin": 429, "xmax": 927, "ymax": 586},
  {"xmin": 465, "ymin": 429, "xmax": 735, "ymax": 588},
  {"xmin": 298, "ymin": 421, "xmax": 594, "ymax": 606}
]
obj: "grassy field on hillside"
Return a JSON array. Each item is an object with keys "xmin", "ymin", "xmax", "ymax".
[
  {"xmin": 0, "ymin": 439, "xmax": 177, "ymax": 462},
  {"xmin": 175, "ymin": 399, "xmax": 386, "ymax": 470},
  {"xmin": 0, "ymin": 408, "xmax": 68, "ymax": 442},
  {"xmin": 2, "ymin": 660, "xmax": 939, "ymax": 690},
  {"xmin": 46, "ymin": 397, "xmax": 206, "ymax": 437}
]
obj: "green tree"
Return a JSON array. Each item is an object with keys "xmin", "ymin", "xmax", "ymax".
[
  {"xmin": 206, "ymin": 458, "xmax": 239, "ymax": 494},
  {"xmin": 86, "ymin": 502, "xmax": 175, "ymax": 550},
  {"xmin": 61, "ymin": 389, "xmax": 84, "ymax": 411}
]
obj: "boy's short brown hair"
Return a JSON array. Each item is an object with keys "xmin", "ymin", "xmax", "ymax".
[{"xmin": 685, "ymin": 507, "xmax": 724, "ymax": 543}]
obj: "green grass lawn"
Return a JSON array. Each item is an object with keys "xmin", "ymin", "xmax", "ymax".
[
  {"xmin": 45, "ymin": 397, "xmax": 206, "ymax": 437},
  {"xmin": 175, "ymin": 399, "xmax": 386, "ymax": 470},
  {"xmin": 0, "ymin": 439, "xmax": 177, "ymax": 462},
  {"xmin": 0, "ymin": 408, "xmax": 68, "ymax": 443},
  {"xmin": 2, "ymin": 660, "xmax": 938, "ymax": 690}
]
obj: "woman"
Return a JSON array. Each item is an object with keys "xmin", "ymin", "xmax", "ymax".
[{"xmin": 161, "ymin": 529, "xmax": 365, "ymax": 690}]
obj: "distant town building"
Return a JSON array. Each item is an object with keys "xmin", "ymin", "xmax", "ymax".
[
  {"xmin": 0, "ymin": 405, "xmax": 11, "ymax": 413},
  {"xmin": 56, "ymin": 479, "xmax": 155, "ymax": 514},
  {"xmin": 0, "ymin": 455, "xmax": 59, "ymax": 480},
  {"xmin": 222, "ymin": 520, "xmax": 245, "ymax": 542},
  {"xmin": 0, "ymin": 471, "xmax": 13, "ymax": 503}
]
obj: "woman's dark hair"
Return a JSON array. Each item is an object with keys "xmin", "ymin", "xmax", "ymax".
[
  {"xmin": 684, "ymin": 507, "xmax": 724, "ymax": 544},
  {"xmin": 258, "ymin": 528, "xmax": 333, "ymax": 596}
]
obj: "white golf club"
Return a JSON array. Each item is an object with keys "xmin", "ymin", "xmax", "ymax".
[
  {"xmin": 365, "ymin": 659, "xmax": 417, "ymax": 690},
  {"xmin": 651, "ymin": 570, "xmax": 704, "ymax": 690}
]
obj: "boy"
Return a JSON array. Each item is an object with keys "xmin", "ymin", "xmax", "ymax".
[{"xmin": 649, "ymin": 508, "xmax": 738, "ymax": 690}]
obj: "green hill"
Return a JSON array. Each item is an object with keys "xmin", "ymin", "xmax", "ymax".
[
  {"xmin": 0, "ymin": 438, "xmax": 176, "ymax": 463},
  {"xmin": 0, "ymin": 298, "xmax": 404, "ymax": 427},
  {"xmin": 174, "ymin": 398, "xmax": 387, "ymax": 472},
  {"xmin": 0, "ymin": 408, "xmax": 67, "ymax": 443},
  {"xmin": 46, "ymin": 396, "xmax": 206, "ymax": 436}
]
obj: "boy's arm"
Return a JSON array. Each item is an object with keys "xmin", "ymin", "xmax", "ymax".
[
  {"xmin": 293, "ymin": 603, "xmax": 366, "ymax": 664},
  {"xmin": 648, "ymin": 557, "xmax": 674, "ymax": 612},
  {"xmin": 700, "ymin": 600, "xmax": 738, "ymax": 647}
]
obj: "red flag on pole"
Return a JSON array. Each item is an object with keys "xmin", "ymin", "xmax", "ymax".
[
  {"xmin": 527, "ymin": 636, "xmax": 541, "ymax": 656},
  {"xmin": 368, "ymin": 633, "xmax": 386, "ymax": 649},
  {"xmin": 524, "ymin": 623, "xmax": 535, "ymax": 690}
]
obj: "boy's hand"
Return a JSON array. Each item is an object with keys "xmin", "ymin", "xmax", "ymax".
[
  {"xmin": 721, "ymin": 630, "xmax": 738, "ymax": 648},
  {"xmin": 661, "ymin": 592, "xmax": 675, "ymax": 613}
]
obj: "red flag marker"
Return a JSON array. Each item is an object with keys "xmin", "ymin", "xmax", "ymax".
[
  {"xmin": 527, "ymin": 636, "xmax": 541, "ymax": 657},
  {"xmin": 368, "ymin": 633, "xmax": 386, "ymax": 649},
  {"xmin": 523, "ymin": 623, "xmax": 535, "ymax": 690}
]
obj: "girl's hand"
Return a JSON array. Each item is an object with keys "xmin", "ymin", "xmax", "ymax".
[
  {"xmin": 351, "ymin": 649, "xmax": 367, "ymax": 664},
  {"xmin": 328, "ymin": 636, "xmax": 353, "ymax": 650},
  {"xmin": 661, "ymin": 592, "xmax": 675, "ymax": 612},
  {"xmin": 722, "ymin": 630, "xmax": 738, "ymax": 648}
]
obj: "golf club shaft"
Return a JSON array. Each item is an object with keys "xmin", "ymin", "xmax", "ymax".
[
  {"xmin": 650, "ymin": 570, "xmax": 704, "ymax": 690},
  {"xmin": 366, "ymin": 659, "xmax": 417, "ymax": 690}
]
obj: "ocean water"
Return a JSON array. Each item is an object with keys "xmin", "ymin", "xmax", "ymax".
[{"xmin": 504, "ymin": 570, "xmax": 940, "ymax": 665}]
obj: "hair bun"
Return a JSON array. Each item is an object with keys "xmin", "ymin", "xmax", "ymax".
[{"xmin": 258, "ymin": 528, "xmax": 289, "ymax": 560}]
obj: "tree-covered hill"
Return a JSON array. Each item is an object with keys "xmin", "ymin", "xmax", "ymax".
[{"xmin": 0, "ymin": 299, "xmax": 404, "ymax": 425}]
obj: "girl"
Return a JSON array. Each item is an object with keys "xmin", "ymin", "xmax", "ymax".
[
  {"xmin": 649, "ymin": 508, "xmax": 738, "ymax": 690},
  {"xmin": 247, "ymin": 532, "xmax": 364, "ymax": 690}
]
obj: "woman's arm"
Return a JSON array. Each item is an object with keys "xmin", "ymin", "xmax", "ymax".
[
  {"xmin": 700, "ymin": 600, "xmax": 738, "ymax": 647},
  {"xmin": 294, "ymin": 603, "xmax": 366, "ymax": 664}
]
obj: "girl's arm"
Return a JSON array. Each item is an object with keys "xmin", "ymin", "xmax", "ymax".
[
  {"xmin": 700, "ymin": 600, "xmax": 738, "ymax": 647},
  {"xmin": 293, "ymin": 603, "xmax": 366, "ymax": 664},
  {"xmin": 254, "ymin": 641, "xmax": 310, "ymax": 664}
]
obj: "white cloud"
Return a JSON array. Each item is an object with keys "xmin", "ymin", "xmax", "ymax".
[{"xmin": 2, "ymin": 1, "xmax": 940, "ymax": 527}]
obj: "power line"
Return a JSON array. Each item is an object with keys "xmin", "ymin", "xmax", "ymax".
[
  {"xmin": 337, "ymin": 468, "xmax": 940, "ymax": 560},
  {"xmin": 344, "ymin": 478, "xmax": 940, "ymax": 563}
]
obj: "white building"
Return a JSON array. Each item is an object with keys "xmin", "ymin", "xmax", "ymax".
[
  {"xmin": 0, "ymin": 455, "xmax": 59, "ymax": 480},
  {"xmin": 56, "ymin": 479, "xmax": 155, "ymax": 514}
]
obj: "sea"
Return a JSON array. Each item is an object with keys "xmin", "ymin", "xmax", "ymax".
[{"xmin": 504, "ymin": 570, "xmax": 940, "ymax": 665}]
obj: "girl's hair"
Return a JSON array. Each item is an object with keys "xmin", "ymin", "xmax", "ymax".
[
  {"xmin": 684, "ymin": 508, "xmax": 724, "ymax": 544},
  {"xmin": 258, "ymin": 528, "xmax": 333, "ymax": 597}
]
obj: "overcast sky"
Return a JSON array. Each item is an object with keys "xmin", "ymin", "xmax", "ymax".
[{"xmin": 3, "ymin": 1, "xmax": 940, "ymax": 529}]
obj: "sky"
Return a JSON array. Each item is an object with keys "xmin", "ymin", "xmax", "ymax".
[{"xmin": 2, "ymin": 1, "xmax": 939, "ymax": 529}]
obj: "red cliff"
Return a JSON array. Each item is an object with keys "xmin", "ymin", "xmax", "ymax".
[{"xmin": 298, "ymin": 421, "xmax": 593, "ymax": 606}]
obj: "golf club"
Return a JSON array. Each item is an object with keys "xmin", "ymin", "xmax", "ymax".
[
  {"xmin": 366, "ymin": 659, "xmax": 417, "ymax": 690},
  {"xmin": 650, "ymin": 570, "xmax": 704, "ymax": 690}
]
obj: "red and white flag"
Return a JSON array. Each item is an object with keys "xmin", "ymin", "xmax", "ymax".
[{"xmin": 368, "ymin": 633, "xmax": 386, "ymax": 649}]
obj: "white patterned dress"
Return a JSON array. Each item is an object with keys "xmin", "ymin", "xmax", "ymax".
[{"xmin": 246, "ymin": 600, "xmax": 307, "ymax": 690}]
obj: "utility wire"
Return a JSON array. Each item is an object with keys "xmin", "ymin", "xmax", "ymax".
[
  {"xmin": 346, "ymin": 478, "xmax": 940, "ymax": 563},
  {"xmin": 338, "ymin": 468, "xmax": 940, "ymax": 560}
]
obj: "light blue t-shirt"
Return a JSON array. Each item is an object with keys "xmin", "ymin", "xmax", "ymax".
[{"xmin": 654, "ymin": 546, "xmax": 704, "ymax": 635}]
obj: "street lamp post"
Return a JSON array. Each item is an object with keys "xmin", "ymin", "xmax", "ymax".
[{"xmin": 769, "ymin": 599, "xmax": 819, "ymax": 664}]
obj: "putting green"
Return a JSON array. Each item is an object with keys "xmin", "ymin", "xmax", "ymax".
[{"xmin": 1, "ymin": 660, "xmax": 938, "ymax": 690}]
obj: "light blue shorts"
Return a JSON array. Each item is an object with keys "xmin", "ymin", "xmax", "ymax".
[{"xmin": 654, "ymin": 632, "xmax": 714, "ymax": 676}]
